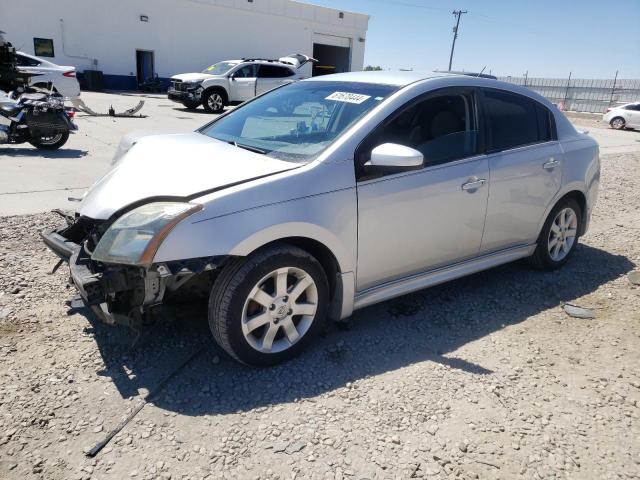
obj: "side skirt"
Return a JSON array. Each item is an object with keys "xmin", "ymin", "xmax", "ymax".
[{"xmin": 353, "ymin": 244, "xmax": 536, "ymax": 311}]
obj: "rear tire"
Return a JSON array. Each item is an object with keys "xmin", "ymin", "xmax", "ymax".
[
  {"xmin": 528, "ymin": 197, "xmax": 582, "ymax": 270},
  {"xmin": 610, "ymin": 117, "xmax": 626, "ymax": 130},
  {"xmin": 29, "ymin": 131, "xmax": 69, "ymax": 150},
  {"xmin": 202, "ymin": 90, "xmax": 226, "ymax": 113},
  {"xmin": 208, "ymin": 244, "xmax": 329, "ymax": 366}
]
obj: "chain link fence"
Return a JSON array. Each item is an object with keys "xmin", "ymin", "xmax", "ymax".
[{"xmin": 498, "ymin": 75, "xmax": 640, "ymax": 113}]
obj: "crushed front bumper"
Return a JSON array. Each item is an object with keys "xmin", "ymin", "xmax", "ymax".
[
  {"xmin": 167, "ymin": 88, "xmax": 202, "ymax": 104},
  {"xmin": 41, "ymin": 226, "xmax": 158, "ymax": 327},
  {"xmin": 42, "ymin": 224, "xmax": 226, "ymax": 328}
]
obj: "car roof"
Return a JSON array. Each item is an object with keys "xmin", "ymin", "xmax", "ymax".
[{"xmin": 305, "ymin": 71, "xmax": 451, "ymax": 86}]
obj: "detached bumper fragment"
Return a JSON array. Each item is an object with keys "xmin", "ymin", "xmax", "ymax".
[{"xmin": 41, "ymin": 228, "xmax": 78, "ymax": 261}]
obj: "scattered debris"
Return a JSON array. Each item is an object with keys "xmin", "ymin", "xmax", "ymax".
[
  {"xmin": 71, "ymin": 98, "xmax": 147, "ymax": 118},
  {"xmin": 563, "ymin": 303, "xmax": 596, "ymax": 319}
]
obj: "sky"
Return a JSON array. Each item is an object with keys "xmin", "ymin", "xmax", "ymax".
[{"xmin": 307, "ymin": 0, "xmax": 640, "ymax": 79}]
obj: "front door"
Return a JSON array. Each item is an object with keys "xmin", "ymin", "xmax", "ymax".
[
  {"xmin": 479, "ymin": 89, "xmax": 563, "ymax": 252},
  {"xmin": 356, "ymin": 88, "xmax": 489, "ymax": 291},
  {"xmin": 228, "ymin": 64, "xmax": 257, "ymax": 102}
]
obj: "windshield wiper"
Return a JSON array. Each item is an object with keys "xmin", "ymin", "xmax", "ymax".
[{"xmin": 229, "ymin": 141, "xmax": 266, "ymax": 155}]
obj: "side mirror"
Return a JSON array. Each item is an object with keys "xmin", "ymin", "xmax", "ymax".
[{"xmin": 365, "ymin": 143, "xmax": 424, "ymax": 171}]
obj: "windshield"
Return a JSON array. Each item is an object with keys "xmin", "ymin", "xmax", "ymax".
[
  {"xmin": 201, "ymin": 62, "xmax": 237, "ymax": 75},
  {"xmin": 200, "ymin": 81, "xmax": 398, "ymax": 163}
]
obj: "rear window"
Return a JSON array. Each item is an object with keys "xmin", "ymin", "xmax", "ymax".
[
  {"xmin": 484, "ymin": 89, "xmax": 539, "ymax": 151},
  {"xmin": 259, "ymin": 65, "xmax": 294, "ymax": 78}
]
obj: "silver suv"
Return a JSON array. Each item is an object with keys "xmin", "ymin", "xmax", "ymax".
[{"xmin": 43, "ymin": 72, "xmax": 600, "ymax": 366}]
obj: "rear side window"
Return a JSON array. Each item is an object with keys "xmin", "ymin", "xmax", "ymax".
[
  {"xmin": 259, "ymin": 65, "xmax": 294, "ymax": 78},
  {"xmin": 15, "ymin": 53, "xmax": 41, "ymax": 67},
  {"xmin": 536, "ymin": 104, "xmax": 555, "ymax": 141},
  {"xmin": 484, "ymin": 90, "xmax": 539, "ymax": 151}
]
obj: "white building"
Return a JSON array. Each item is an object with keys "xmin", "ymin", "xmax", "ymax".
[{"xmin": 1, "ymin": 0, "xmax": 369, "ymax": 90}]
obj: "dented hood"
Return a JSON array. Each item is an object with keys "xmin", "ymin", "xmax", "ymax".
[{"xmin": 79, "ymin": 132, "xmax": 298, "ymax": 220}]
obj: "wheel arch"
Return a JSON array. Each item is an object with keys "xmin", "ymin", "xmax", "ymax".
[
  {"xmin": 227, "ymin": 227, "xmax": 354, "ymax": 321},
  {"xmin": 538, "ymin": 188, "xmax": 588, "ymax": 239},
  {"xmin": 202, "ymin": 85, "xmax": 228, "ymax": 103}
]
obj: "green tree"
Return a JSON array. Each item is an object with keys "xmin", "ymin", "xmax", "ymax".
[{"xmin": 364, "ymin": 65, "xmax": 383, "ymax": 71}]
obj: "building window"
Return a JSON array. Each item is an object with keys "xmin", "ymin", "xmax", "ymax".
[{"xmin": 34, "ymin": 38, "xmax": 55, "ymax": 57}]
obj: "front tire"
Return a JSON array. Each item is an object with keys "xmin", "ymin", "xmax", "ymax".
[
  {"xmin": 610, "ymin": 117, "xmax": 626, "ymax": 130},
  {"xmin": 202, "ymin": 90, "xmax": 226, "ymax": 113},
  {"xmin": 528, "ymin": 197, "xmax": 582, "ymax": 270},
  {"xmin": 209, "ymin": 244, "xmax": 329, "ymax": 366},
  {"xmin": 29, "ymin": 131, "xmax": 69, "ymax": 150}
]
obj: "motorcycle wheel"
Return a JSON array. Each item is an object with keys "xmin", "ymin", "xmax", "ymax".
[{"xmin": 29, "ymin": 132, "xmax": 70, "ymax": 150}]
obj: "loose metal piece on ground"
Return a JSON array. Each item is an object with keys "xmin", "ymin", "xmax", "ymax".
[
  {"xmin": 563, "ymin": 303, "xmax": 596, "ymax": 319},
  {"xmin": 71, "ymin": 98, "xmax": 147, "ymax": 118},
  {"xmin": 84, "ymin": 346, "xmax": 205, "ymax": 457}
]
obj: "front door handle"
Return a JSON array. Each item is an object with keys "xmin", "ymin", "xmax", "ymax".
[
  {"xmin": 461, "ymin": 178, "xmax": 487, "ymax": 191},
  {"xmin": 543, "ymin": 158, "xmax": 559, "ymax": 170}
]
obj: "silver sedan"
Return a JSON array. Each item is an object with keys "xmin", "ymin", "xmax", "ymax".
[{"xmin": 42, "ymin": 71, "xmax": 600, "ymax": 366}]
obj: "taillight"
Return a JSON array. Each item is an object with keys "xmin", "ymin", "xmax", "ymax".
[
  {"xmin": 65, "ymin": 108, "xmax": 75, "ymax": 118},
  {"xmin": 63, "ymin": 70, "xmax": 76, "ymax": 78}
]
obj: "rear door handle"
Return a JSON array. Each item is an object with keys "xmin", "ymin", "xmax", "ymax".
[
  {"xmin": 543, "ymin": 158, "xmax": 559, "ymax": 170},
  {"xmin": 461, "ymin": 178, "xmax": 486, "ymax": 191}
]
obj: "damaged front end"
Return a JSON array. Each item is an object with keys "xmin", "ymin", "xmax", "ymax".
[{"xmin": 41, "ymin": 204, "xmax": 226, "ymax": 328}]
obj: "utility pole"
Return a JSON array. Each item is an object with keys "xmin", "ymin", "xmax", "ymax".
[{"xmin": 448, "ymin": 10, "xmax": 467, "ymax": 71}]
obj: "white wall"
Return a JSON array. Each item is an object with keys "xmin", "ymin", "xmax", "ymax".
[{"xmin": 0, "ymin": 0, "xmax": 368, "ymax": 82}]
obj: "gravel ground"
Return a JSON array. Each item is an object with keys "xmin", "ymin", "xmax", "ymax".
[{"xmin": 1, "ymin": 123, "xmax": 639, "ymax": 479}]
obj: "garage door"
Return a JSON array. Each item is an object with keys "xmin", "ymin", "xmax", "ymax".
[{"xmin": 312, "ymin": 33, "xmax": 351, "ymax": 77}]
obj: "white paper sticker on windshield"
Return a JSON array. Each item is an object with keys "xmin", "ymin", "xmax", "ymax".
[{"xmin": 325, "ymin": 92, "xmax": 371, "ymax": 104}]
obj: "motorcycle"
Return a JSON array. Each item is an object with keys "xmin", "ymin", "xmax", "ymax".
[{"xmin": 0, "ymin": 89, "xmax": 78, "ymax": 150}]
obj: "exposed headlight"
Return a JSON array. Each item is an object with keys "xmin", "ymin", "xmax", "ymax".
[{"xmin": 92, "ymin": 202, "xmax": 202, "ymax": 266}]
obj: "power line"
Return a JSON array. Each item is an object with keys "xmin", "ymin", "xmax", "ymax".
[{"xmin": 448, "ymin": 10, "xmax": 467, "ymax": 71}]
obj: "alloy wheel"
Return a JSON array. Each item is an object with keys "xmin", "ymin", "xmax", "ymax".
[
  {"xmin": 548, "ymin": 207, "xmax": 578, "ymax": 262},
  {"xmin": 241, "ymin": 267, "xmax": 318, "ymax": 354},
  {"xmin": 611, "ymin": 118, "xmax": 625, "ymax": 129},
  {"xmin": 207, "ymin": 94, "xmax": 223, "ymax": 111}
]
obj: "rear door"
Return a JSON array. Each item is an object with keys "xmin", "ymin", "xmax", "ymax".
[
  {"xmin": 228, "ymin": 64, "xmax": 258, "ymax": 102},
  {"xmin": 625, "ymin": 104, "xmax": 640, "ymax": 128},
  {"xmin": 256, "ymin": 65, "xmax": 296, "ymax": 95},
  {"xmin": 479, "ymin": 88, "xmax": 563, "ymax": 252}
]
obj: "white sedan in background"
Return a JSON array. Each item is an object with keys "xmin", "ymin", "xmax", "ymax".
[
  {"xmin": 603, "ymin": 102, "xmax": 640, "ymax": 130},
  {"xmin": 16, "ymin": 51, "xmax": 80, "ymax": 98}
]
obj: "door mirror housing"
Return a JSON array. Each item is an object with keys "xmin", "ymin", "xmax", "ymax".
[{"xmin": 365, "ymin": 143, "xmax": 424, "ymax": 172}]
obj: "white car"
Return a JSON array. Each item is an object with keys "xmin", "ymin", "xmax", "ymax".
[
  {"xmin": 15, "ymin": 51, "xmax": 80, "ymax": 98},
  {"xmin": 603, "ymin": 102, "xmax": 640, "ymax": 130},
  {"xmin": 168, "ymin": 54, "xmax": 315, "ymax": 113}
]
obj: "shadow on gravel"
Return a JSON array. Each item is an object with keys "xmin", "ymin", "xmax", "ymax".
[
  {"xmin": 0, "ymin": 148, "xmax": 88, "ymax": 158},
  {"xmin": 73, "ymin": 243, "xmax": 633, "ymax": 416}
]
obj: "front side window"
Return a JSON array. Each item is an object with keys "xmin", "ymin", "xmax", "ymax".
[
  {"xmin": 33, "ymin": 38, "xmax": 54, "ymax": 57},
  {"xmin": 201, "ymin": 62, "xmax": 238, "ymax": 75},
  {"xmin": 200, "ymin": 81, "xmax": 398, "ymax": 163},
  {"xmin": 357, "ymin": 89, "xmax": 479, "ymax": 174},
  {"xmin": 484, "ymin": 90, "xmax": 541, "ymax": 151}
]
